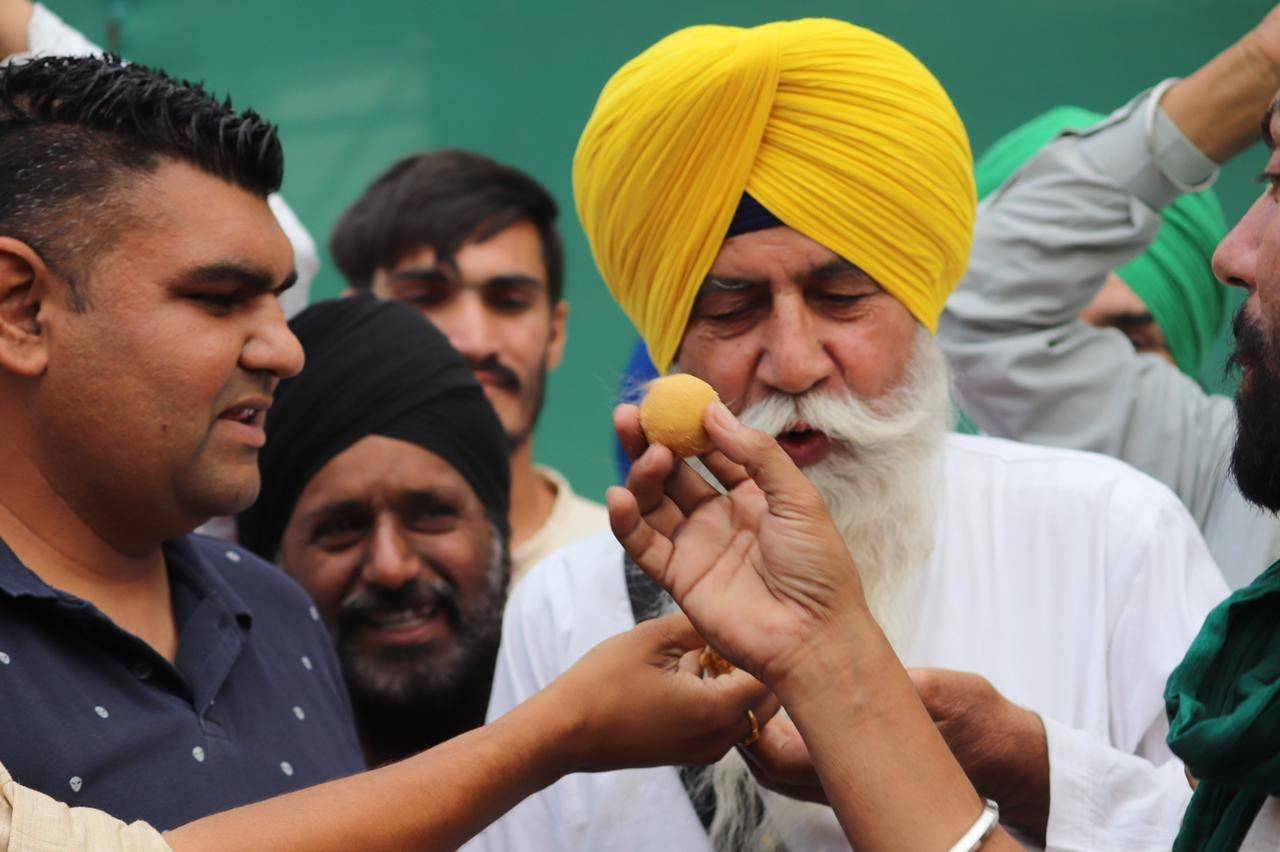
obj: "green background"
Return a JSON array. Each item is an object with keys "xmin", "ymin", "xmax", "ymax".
[{"xmin": 50, "ymin": 0, "xmax": 1272, "ymax": 502}]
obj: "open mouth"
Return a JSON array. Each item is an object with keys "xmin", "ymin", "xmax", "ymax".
[
  {"xmin": 215, "ymin": 397, "xmax": 271, "ymax": 448},
  {"xmin": 355, "ymin": 605, "xmax": 449, "ymax": 646},
  {"xmin": 219, "ymin": 405, "xmax": 264, "ymax": 425},
  {"xmin": 775, "ymin": 423, "xmax": 833, "ymax": 467}
]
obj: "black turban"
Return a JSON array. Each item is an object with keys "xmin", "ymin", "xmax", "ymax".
[{"xmin": 237, "ymin": 294, "xmax": 510, "ymax": 559}]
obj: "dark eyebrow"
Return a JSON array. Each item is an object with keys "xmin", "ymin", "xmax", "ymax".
[
  {"xmin": 483, "ymin": 274, "xmax": 544, "ymax": 290},
  {"xmin": 391, "ymin": 268, "xmax": 545, "ymax": 293},
  {"xmin": 304, "ymin": 499, "xmax": 369, "ymax": 533},
  {"xmin": 398, "ymin": 488, "xmax": 461, "ymax": 516},
  {"xmin": 1263, "ymin": 99, "xmax": 1278, "ymax": 150},
  {"xmin": 1102, "ymin": 312, "xmax": 1157, "ymax": 330},
  {"xmin": 391, "ymin": 265, "xmax": 451, "ymax": 284},
  {"xmin": 171, "ymin": 262, "xmax": 296, "ymax": 294}
]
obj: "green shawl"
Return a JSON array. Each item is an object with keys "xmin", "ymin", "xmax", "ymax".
[{"xmin": 1165, "ymin": 560, "xmax": 1280, "ymax": 850}]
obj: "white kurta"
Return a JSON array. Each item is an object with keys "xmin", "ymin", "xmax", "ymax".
[{"xmin": 469, "ymin": 434, "xmax": 1229, "ymax": 852}]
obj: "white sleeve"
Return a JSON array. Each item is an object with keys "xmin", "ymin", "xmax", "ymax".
[
  {"xmin": 1044, "ymin": 481, "xmax": 1227, "ymax": 851},
  {"xmin": 1043, "ymin": 719, "xmax": 1192, "ymax": 851},
  {"xmin": 465, "ymin": 564, "xmax": 571, "ymax": 852}
]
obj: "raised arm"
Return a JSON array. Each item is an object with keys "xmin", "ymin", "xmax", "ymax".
[{"xmin": 939, "ymin": 13, "xmax": 1280, "ymax": 581}]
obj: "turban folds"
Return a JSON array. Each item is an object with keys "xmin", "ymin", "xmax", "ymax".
[
  {"xmin": 975, "ymin": 106, "xmax": 1229, "ymax": 376},
  {"xmin": 574, "ymin": 18, "xmax": 976, "ymax": 373},
  {"xmin": 237, "ymin": 294, "xmax": 510, "ymax": 560}
]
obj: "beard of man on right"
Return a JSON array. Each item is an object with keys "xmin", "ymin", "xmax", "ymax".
[
  {"xmin": 687, "ymin": 326, "xmax": 955, "ymax": 852},
  {"xmin": 1229, "ymin": 305, "xmax": 1280, "ymax": 514}
]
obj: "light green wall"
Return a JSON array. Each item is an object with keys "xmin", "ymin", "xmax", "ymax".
[{"xmin": 49, "ymin": 0, "xmax": 1271, "ymax": 501}]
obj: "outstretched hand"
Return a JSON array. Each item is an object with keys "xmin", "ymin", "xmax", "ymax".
[
  {"xmin": 549, "ymin": 610, "xmax": 779, "ymax": 772},
  {"xmin": 607, "ymin": 402, "xmax": 868, "ymax": 689}
]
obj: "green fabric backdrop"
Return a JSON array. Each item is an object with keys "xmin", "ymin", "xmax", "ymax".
[{"xmin": 51, "ymin": 0, "xmax": 1270, "ymax": 501}]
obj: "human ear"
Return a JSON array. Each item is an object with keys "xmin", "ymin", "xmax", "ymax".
[
  {"xmin": 0, "ymin": 237, "xmax": 52, "ymax": 377},
  {"xmin": 546, "ymin": 300, "xmax": 569, "ymax": 373}
]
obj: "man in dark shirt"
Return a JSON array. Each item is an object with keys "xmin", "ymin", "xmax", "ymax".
[{"xmin": 0, "ymin": 55, "xmax": 365, "ymax": 827}]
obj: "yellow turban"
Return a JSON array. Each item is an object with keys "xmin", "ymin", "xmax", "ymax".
[{"xmin": 574, "ymin": 18, "xmax": 976, "ymax": 373}]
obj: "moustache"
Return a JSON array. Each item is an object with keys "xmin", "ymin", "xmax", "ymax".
[
  {"xmin": 338, "ymin": 576, "xmax": 460, "ymax": 629},
  {"xmin": 1228, "ymin": 306, "xmax": 1267, "ymax": 379},
  {"xmin": 469, "ymin": 355, "xmax": 521, "ymax": 394}
]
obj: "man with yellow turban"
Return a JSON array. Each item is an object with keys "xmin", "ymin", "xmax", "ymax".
[
  {"xmin": 940, "ymin": 13, "xmax": 1280, "ymax": 591},
  {"xmin": 471, "ymin": 18, "xmax": 1227, "ymax": 852}
]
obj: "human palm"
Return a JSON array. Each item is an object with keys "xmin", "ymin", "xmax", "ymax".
[{"xmin": 608, "ymin": 402, "xmax": 866, "ymax": 686}]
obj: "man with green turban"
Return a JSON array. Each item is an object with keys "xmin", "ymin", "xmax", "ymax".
[
  {"xmin": 940, "ymin": 34, "xmax": 1280, "ymax": 590},
  {"xmin": 975, "ymin": 106, "xmax": 1229, "ymax": 375}
]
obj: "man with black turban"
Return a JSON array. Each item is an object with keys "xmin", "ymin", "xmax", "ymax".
[{"xmin": 239, "ymin": 294, "xmax": 513, "ymax": 765}]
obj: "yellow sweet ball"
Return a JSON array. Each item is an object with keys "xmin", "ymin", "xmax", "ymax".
[{"xmin": 639, "ymin": 374, "xmax": 721, "ymax": 457}]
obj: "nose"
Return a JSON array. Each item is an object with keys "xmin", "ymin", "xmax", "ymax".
[
  {"xmin": 361, "ymin": 516, "xmax": 422, "ymax": 591},
  {"xmin": 1213, "ymin": 195, "xmax": 1267, "ymax": 295},
  {"xmin": 241, "ymin": 298, "xmax": 305, "ymax": 379},
  {"xmin": 432, "ymin": 290, "xmax": 498, "ymax": 364},
  {"xmin": 757, "ymin": 292, "xmax": 836, "ymax": 396}
]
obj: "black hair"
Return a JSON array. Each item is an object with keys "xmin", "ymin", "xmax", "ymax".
[
  {"xmin": 330, "ymin": 150, "xmax": 565, "ymax": 303},
  {"xmin": 0, "ymin": 54, "xmax": 283, "ymax": 300}
]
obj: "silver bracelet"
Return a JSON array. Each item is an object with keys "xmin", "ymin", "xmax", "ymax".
[{"xmin": 946, "ymin": 799, "xmax": 1000, "ymax": 852}]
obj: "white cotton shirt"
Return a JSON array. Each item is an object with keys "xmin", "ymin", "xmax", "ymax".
[
  {"xmin": 468, "ymin": 434, "xmax": 1230, "ymax": 852},
  {"xmin": 510, "ymin": 466, "xmax": 610, "ymax": 588}
]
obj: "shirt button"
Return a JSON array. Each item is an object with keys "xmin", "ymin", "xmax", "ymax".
[{"xmin": 131, "ymin": 661, "xmax": 153, "ymax": 680}]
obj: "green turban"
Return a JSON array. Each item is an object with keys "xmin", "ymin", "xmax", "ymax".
[{"xmin": 975, "ymin": 106, "xmax": 1229, "ymax": 377}]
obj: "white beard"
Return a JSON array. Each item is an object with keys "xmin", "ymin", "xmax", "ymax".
[{"xmin": 703, "ymin": 327, "xmax": 953, "ymax": 852}]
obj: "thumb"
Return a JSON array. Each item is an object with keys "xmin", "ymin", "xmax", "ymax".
[
  {"xmin": 703, "ymin": 402, "xmax": 818, "ymax": 512},
  {"xmin": 644, "ymin": 610, "xmax": 705, "ymax": 654}
]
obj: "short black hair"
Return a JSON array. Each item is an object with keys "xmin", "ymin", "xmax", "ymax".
[
  {"xmin": 0, "ymin": 55, "xmax": 283, "ymax": 301},
  {"xmin": 330, "ymin": 150, "xmax": 565, "ymax": 303}
]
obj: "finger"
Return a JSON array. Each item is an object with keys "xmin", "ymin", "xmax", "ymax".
[
  {"xmin": 607, "ymin": 486, "xmax": 675, "ymax": 583},
  {"xmin": 703, "ymin": 403, "xmax": 820, "ymax": 514},
  {"xmin": 713, "ymin": 668, "xmax": 774, "ymax": 724},
  {"xmin": 742, "ymin": 759, "xmax": 830, "ymax": 805},
  {"xmin": 740, "ymin": 715, "xmax": 811, "ymax": 780},
  {"xmin": 678, "ymin": 647, "xmax": 704, "ymax": 675},
  {"xmin": 624, "ymin": 445, "xmax": 691, "ymax": 537},
  {"xmin": 644, "ymin": 610, "xmax": 706, "ymax": 655},
  {"xmin": 661, "ymin": 457, "xmax": 723, "ymax": 517},
  {"xmin": 614, "ymin": 404, "xmax": 649, "ymax": 462},
  {"xmin": 697, "ymin": 448, "xmax": 751, "ymax": 492},
  {"xmin": 626, "ymin": 443, "xmax": 678, "ymax": 514},
  {"xmin": 751, "ymin": 688, "xmax": 782, "ymax": 729}
]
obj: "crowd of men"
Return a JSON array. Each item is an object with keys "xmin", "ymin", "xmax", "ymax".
[{"xmin": 2, "ymin": 0, "xmax": 1280, "ymax": 850}]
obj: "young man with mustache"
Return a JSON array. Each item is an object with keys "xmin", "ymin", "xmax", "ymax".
[
  {"xmin": 331, "ymin": 151, "xmax": 608, "ymax": 585},
  {"xmin": 472, "ymin": 18, "xmax": 1229, "ymax": 852}
]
